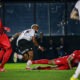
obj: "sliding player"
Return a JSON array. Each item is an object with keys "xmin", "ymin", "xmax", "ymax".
[{"xmin": 27, "ymin": 50, "xmax": 80, "ymax": 70}]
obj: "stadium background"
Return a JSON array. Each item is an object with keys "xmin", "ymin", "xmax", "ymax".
[{"xmin": 0, "ymin": 0, "xmax": 80, "ymax": 62}]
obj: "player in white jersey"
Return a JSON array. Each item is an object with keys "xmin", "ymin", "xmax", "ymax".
[
  {"xmin": 10, "ymin": 24, "xmax": 44, "ymax": 69},
  {"xmin": 70, "ymin": 0, "xmax": 80, "ymax": 20},
  {"xmin": 70, "ymin": 1, "xmax": 80, "ymax": 80}
]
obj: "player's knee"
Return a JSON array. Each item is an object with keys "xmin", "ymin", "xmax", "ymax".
[
  {"xmin": 28, "ymin": 55, "xmax": 33, "ymax": 60},
  {"xmin": 4, "ymin": 46, "xmax": 13, "ymax": 55},
  {"xmin": 7, "ymin": 46, "xmax": 12, "ymax": 51},
  {"xmin": 28, "ymin": 50, "xmax": 33, "ymax": 54},
  {"xmin": 28, "ymin": 51, "xmax": 33, "ymax": 57},
  {"xmin": 23, "ymin": 54, "xmax": 28, "ymax": 61},
  {"xmin": 48, "ymin": 60, "xmax": 55, "ymax": 65},
  {"xmin": 4, "ymin": 44, "xmax": 12, "ymax": 50},
  {"xmin": 23, "ymin": 57, "xmax": 28, "ymax": 61}
]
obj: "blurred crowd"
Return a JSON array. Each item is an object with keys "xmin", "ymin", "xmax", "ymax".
[{"xmin": 35, "ymin": 32, "xmax": 66, "ymax": 60}]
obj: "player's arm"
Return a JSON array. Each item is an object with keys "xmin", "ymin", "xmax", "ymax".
[
  {"xmin": 32, "ymin": 36, "xmax": 44, "ymax": 51},
  {"xmin": 67, "ymin": 56, "xmax": 74, "ymax": 69},
  {"xmin": 70, "ymin": 8, "xmax": 79, "ymax": 20},
  {"xmin": 4, "ymin": 27, "xmax": 11, "ymax": 32},
  {"xmin": 10, "ymin": 32, "xmax": 21, "ymax": 42}
]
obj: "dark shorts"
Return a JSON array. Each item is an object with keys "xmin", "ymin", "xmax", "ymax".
[{"xmin": 18, "ymin": 39, "xmax": 33, "ymax": 54}]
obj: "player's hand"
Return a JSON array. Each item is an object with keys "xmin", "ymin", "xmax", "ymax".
[
  {"xmin": 39, "ymin": 47, "xmax": 45, "ymax": 52},
  {"xmin": 4, "ymin": 27, "xmax": 11, "ymax": 32},
  {"xmin": 9, "ymin": 37, "xmax": 14, "ymax": 42}
]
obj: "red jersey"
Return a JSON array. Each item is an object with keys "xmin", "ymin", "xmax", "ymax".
[
  {"xmin": 54, "ymin": 55, "xmax": 69, "ymax": 65},
  {"xmin": 70, "ymin": 50, "xmax": 80, "ymax": 59},
  {"xmin": 54, "ymin": 50, "xmax": 80, "ymax": 66},
  {"xmin": 70, "ymin": 50, "xmax": 80, "ymax": 66},
  {"xmin": 54, "ymin": 50, "xmax": 80, "ymax": 70}
]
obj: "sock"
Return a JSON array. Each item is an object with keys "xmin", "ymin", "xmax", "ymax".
[
  {"xmin": 32, "ymin": 59, "xmax": 48, "ymax": 64},
  {"xmin": 26, "ymin": 60, "xmax": 31, "ymax": 68},
  {"xmin": 0, "ymin": 47, "xmax": 12, "ymax": 68},
  {"xmin": 73, "ymin": 62, "xmax": 80, "ymax": 79},
  {"xmin": 17, "ymin": 54, "xmax": 23, "ymax": 60},
  {"xmin": 0, "ymin": 49, "xmax": 5, "ymax": 61}
]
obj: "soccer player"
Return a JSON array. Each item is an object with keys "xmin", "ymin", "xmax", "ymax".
[
  {"xmin": 70, "ymin": 0, "xmax": 80, "ymax": 21},
  {"xmin": 0, "ymin": 18, "xmax": 12, "ymax": 71},
  {"xmin": 10, "ymin": 24, "xmax": 44, "ymax": 69},
  {"xmin": 27, "ymin": 50, "xmax": 80, "ymax": 70},
  {"xmin": 70, "ymin": 0, "xmax": 80, "ymax": 80}
]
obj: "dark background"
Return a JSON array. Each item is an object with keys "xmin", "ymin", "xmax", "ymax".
[{"xmin": 0, "ymin": 0, "xmax": 80, "ymax": 62}]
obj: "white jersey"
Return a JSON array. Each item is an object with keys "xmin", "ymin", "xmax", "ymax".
[
  {"xmin": 17, "ymin": 29, "xmax": 35, "ymax": 46},
  {"xmin": 75, "ymin": 0, "xmax": 80, "ymax": 19}
]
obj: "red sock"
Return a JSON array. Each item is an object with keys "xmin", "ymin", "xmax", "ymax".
[
  {"xmin": 0, "ymin": 47, "xmax": 12, "ymax": 68},
  {"xmin": 0, "ymin": 49, "xmax": 5, "ymax": 61},
  {"xmin": 32, "ymin": 59, "xmax": 48, "ymax": 64}
]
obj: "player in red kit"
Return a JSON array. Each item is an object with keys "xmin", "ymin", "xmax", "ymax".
[
  {"xmin": 0, "ymin": 18, "xmax": 12, "ymax": 71},
  {"xmin": 27, "ymin": 50, "xmax": 80, "ymax": 70}
]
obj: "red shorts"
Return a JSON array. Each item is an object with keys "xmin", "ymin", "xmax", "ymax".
[
  {"xmin": 0, "ymin": 33, "xmax": 11, "ymax": 49},
  {"xmin": 54, "ymin": 58, "xmax": 69, "ymax": 70},
  {"xmin": 54, "ymin": 58, "xmax": 67, "ymax": 65}
]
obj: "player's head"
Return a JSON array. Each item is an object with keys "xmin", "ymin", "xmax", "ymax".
[{"xmin": 31, "ymin": 24, "xmax": 39, "ymax": 33}]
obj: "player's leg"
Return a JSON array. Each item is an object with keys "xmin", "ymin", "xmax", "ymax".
[
  {"xmin": 28, "ymin": 59, "xmax": 49, "ymax": 64},
  {"xmin": 0, "ymin": 48, "xmax": 5, "ymax": 61},
  {"xmin": 26, "ymin": 50, "xmax": 34, "ymax": 69},
  {"xmin": 0, "ymin": 37, "xmax": 5, "ymax": 61},
  {"xmin": 13, "ymin": 39, "xmax": 28, "ymax": 62},
  {"xmin": 57, "ymin": 65, "xmax": 69, "ymax": 70},
  {"xmin": 27, "ymin": 57, "xmax": 64, "ymax": 69},
  {"xmin": 26, "ymin": 59, "xmax": 56, "ymax": 69},
  {"xmin": 27, "ymin": 50, "xmax": 33, "ymax": 60},
  {"xmin": 13, "ymin": 52, "xmax": 28, "ymax": 63},
  {"xmin": 31, "ymin": 64, "xmax": 69, "ymax": 70},
  {"xmin": 70, "ymin": 63, "xmax": 80, "ymax": 80},
  {"xmin": 27, "ymin": 58, "xmax": 62, "ymax": 65},
  {"xmin": 22, "ymin": 53, "xmax": 29, "ymax": 61},
  {"xmin": 0, "ymin": 34, "xmax": 12, "ymax": 71},
  {"xmin": 31, "ymin": 65, "xmax": 58, "ymax": 70},
  {"xmin": 13, "ymin": 47, "xmax": 33, "ymax": 63}
]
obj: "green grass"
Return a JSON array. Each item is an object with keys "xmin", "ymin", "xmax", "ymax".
[{"xmin": 0, "ymin": 63, "xmax": 79, "ymax": 80}]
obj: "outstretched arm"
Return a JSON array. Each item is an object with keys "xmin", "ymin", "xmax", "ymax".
[
  {"xmin": 67, "ymin": 56, "xmax": 74, "ymax": 69},
  {"xmin": 32, "ymin": 36, "xmax": 44, "ymax": 51},
  {"xmin": 10, "ymin": 32, "xmax": 21, "ymax": 42},
  {"xmin": 70, "ymin": 8, "xmax": 79, "ymax": 20}
]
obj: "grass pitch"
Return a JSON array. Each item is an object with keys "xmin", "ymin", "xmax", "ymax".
[{"xmin": 0, "ymin": 63, "xmax": 79, "ymax": 80}]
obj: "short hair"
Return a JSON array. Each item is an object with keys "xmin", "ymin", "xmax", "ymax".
[{"xmin": 31, "ymin": 24, "xmax": 39, "ymax": 29}]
